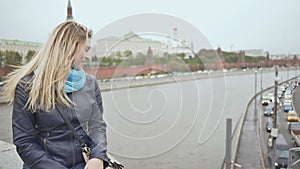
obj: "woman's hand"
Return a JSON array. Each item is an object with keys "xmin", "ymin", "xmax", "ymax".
[{"xmin": 84, "ymin": 158, "xmax": 104, "ymax": 169}]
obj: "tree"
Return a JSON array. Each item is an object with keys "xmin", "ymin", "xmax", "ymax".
[
  {"xmin": 168, "ymin": 60, "xmax": 187, "ymax": 72},
  {"xmin": 175, "ymin": 52, "xmax": 186, "ymax": 60},
  {"xmin": 293, "ymin": 55, "xmax": 298, "ymax": 60},
  {"xmin": 26, "ymin": 50, "xmax": 36, "ymax": 63},
  {"xmin": 99, "ymin": 56, "xmax": 114, "ymax": 66},
  {"xmin": 123, "ymin": 50, "xmax": 132, "ymax": 57},
  {"xmin": 135, "ymin": 52, "xmax": 146, "ymax": 65},
  {"xmin": 0, "ymin": 50, "xmax": 3, "ymax": 66},
  {"xmin": 116, "ymin": 51, "xmax": 122, "ymax": 61},
  {"xmin": 3, "ymin": 50, "xmax": 22, "ymax": 66}
]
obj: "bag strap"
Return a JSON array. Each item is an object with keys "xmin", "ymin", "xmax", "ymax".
[
  {"xmin": 56, "ymin": 105, "xmax": 85, "ymax": 147},
  {"xmin": 56, "ymin": 104, "xmax": 124, "ymax": 169}
]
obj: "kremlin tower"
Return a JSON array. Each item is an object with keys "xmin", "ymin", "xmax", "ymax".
[{"xmin": 66, "ymin": 0, "xmax": 73, "ymax": 20}]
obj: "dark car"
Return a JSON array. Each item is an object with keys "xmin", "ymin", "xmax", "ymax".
[
  {"xmin": 283, "ymin": 103, "xmax": 293, "ymax": 112},
  {"xmin": 288, "ymin": 122, "xmax": 300, "ymax": 132},
  {"xmin": 266, "ymin": 120, "xmax": 273, "ymax": 132},
  {"xmin": 264, "ymin": 106, "xmax": 274, "ymax": 116},
  {"xmin": 274, "ymin": 135, "xmax": 289, "ymax": 169}
]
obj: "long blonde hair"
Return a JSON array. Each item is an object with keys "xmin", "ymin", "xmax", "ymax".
[{"xmin": 2, "ymin": 21, "xmax": 92, "ymax": 112}]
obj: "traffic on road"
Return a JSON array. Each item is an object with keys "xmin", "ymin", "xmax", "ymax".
[{"xmin": 260, "ymin": 79, "xmax": 300, "ymax": 169}]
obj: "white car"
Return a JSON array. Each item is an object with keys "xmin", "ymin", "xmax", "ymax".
[
  {"xmin": 262, "ymin": 96, "xmax": 270, "ymax": 105},
  {"xmin": 267, "ymin": 93, "xmax": 275, "ymax": 102},
  {"xmin": 285, "ymin": 94, "xmax": 292, "ymax": 100}
]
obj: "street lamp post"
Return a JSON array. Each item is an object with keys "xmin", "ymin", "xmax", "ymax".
[
  {"xmin": 287, "ymin": 65, "xmax": 290, "ymax": 80},
  {"xmin": 260, "ymin": 68, "xmax": 263, "ymax": 101},
  {"xmin": 270, "ymin": 76, "xmax": 281, "ymax": 153},
  {"xmin": 274, "ymin": 77, "xmax": 280, "ymax": 128},
  {"xmin": 296, "ymin": 65, "xmax": 298, "ymax": 79},
  {"xmin": 255, "ymin": 70, "xmax": 257, "ymax": 119}
]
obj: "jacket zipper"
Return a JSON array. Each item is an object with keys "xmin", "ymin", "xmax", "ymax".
[{"xmin": 43, "ymin": 132, "xmax": 50, "ymax": 152}]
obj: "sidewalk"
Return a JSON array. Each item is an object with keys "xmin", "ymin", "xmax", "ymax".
[
  {"xmin": 235, "ymin": 100, "xmax": 265, "ymax": 168},
  {"xmin": 0, "ymin": 140, "xmax": 22, "ymax": 169},
  {"xmin": 0, "ymin": 103, "xmax": 22, "ymax": 169}
]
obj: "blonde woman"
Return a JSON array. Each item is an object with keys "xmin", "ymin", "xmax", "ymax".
[{"xmin": 3, "ymin": 21, "xmax": 108, "ymax": 169}]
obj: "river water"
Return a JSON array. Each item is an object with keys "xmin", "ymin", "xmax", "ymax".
[{"xmin": 0, "ymin": 69, "xmax": 294, "ymax": 169}]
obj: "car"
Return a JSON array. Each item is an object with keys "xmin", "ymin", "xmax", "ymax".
[
  {"xmin": 262, "ymin": 96, "xmax": 270, "ymax": 106},
  {"xmin": 267, "ymin": 93, "xmax": 275, "ymax": 102},
  {"xmin": 287, "ymin": 111, "xmax": 299, "ymax": 122},
  {"xmin": 290, "ymin": 82, "xmax": 296, "ymax": 90},
  {"xmin": 297, "ymin": 77, "xmax": 300, "ymax": 85},
  {"xmin": 288, "ymin": 122, "xmax": 300, "ymax": 133},
  {"xmin": 280, "ymin": 85, "xmax": 286, "ymax": 92},
  {"xmin": 277, "ymin": 89, "xmax": 283, "ymax": 99},
  {"xmin": 284, "ymin": 99, "xmax": 292, "ymax": 104},
  {"xmin": 274, "ymin": 135, "xmax": 289, "ymax": 169},
  {"xmin": 285, "ymin": 93, "xmax": 292, "ymax": 100},
  {"xmin": 283, "ymin": 103, "xmax": 293, "ymax": 112},
  {"xmin": 264, "ymin": 106, "xmax": 274, "ymax": 116},
  {"xmin": 266, "ymin": 120, "xmax": 273, "ymax": 132}
]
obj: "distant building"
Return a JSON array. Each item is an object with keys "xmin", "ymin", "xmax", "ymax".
[
  {"xmin": 165, "ymin": 41, "xmax": 195, "ymax": 58},
  {"xmin": 0, "ymin": 39, "xmax": 42, "ymax": 60},
  {"xmin": 95, "ymin": 26, "xmax": 197, "ymax": 59},
  {"xmin": 96, "ymin": 31, "xmax": 164, "ymax": 57},
  {"xmin": 270, "ymin": 54, "xmax": 300, "ymax": 60},
  {"xmin": 232, "ymin": 49, "xmax": 265, "ymax": 57},
  {"xmin": 244, "ymin": 49, "xmax": 265, "ymax": 57}
]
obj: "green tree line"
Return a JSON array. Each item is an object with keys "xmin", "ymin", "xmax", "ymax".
[
  {"xmin": 222, "ymin": 51, "xmax": 266, "ymax": 63},
  {"xmin": 0, "ymin": 50, "xmax": 36, "ymax": 66}
]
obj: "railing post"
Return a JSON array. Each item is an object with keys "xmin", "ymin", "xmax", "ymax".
[{"xmin": 225, "ymin": 118, "xmax": 232, "ymax": 169}]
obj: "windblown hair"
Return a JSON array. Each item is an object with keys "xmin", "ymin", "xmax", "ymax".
[{"xmin": 2, "ymin": 21, "xmax": 92, "ymax": 112}]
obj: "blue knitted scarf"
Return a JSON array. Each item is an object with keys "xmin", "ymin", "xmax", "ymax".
[{"xmin": 65, "ymin": 69, "xmax": 86, "ymax": 93}]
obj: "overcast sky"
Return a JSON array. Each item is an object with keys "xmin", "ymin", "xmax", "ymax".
[{"xmin": 0, "ymin": 0, "xmax": 299, "ymax": 54}]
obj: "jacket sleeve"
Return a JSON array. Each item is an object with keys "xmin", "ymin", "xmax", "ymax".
[
  {"xmin": 12, "ymin": 82, "xmax": 67, "ymax": 169},
  {"xmin": 88, "ymin": 79, "xmax": 109, "ymax": 166}
]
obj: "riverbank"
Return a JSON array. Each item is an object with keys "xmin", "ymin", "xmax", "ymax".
[{"xmin": 99, "ymin": 68, "xmax": 275, "ymax": 91}]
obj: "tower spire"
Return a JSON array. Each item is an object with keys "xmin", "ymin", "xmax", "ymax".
[{"xmin": 66, "ymin": 0, "xmax": 73, "ymax": 21}]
